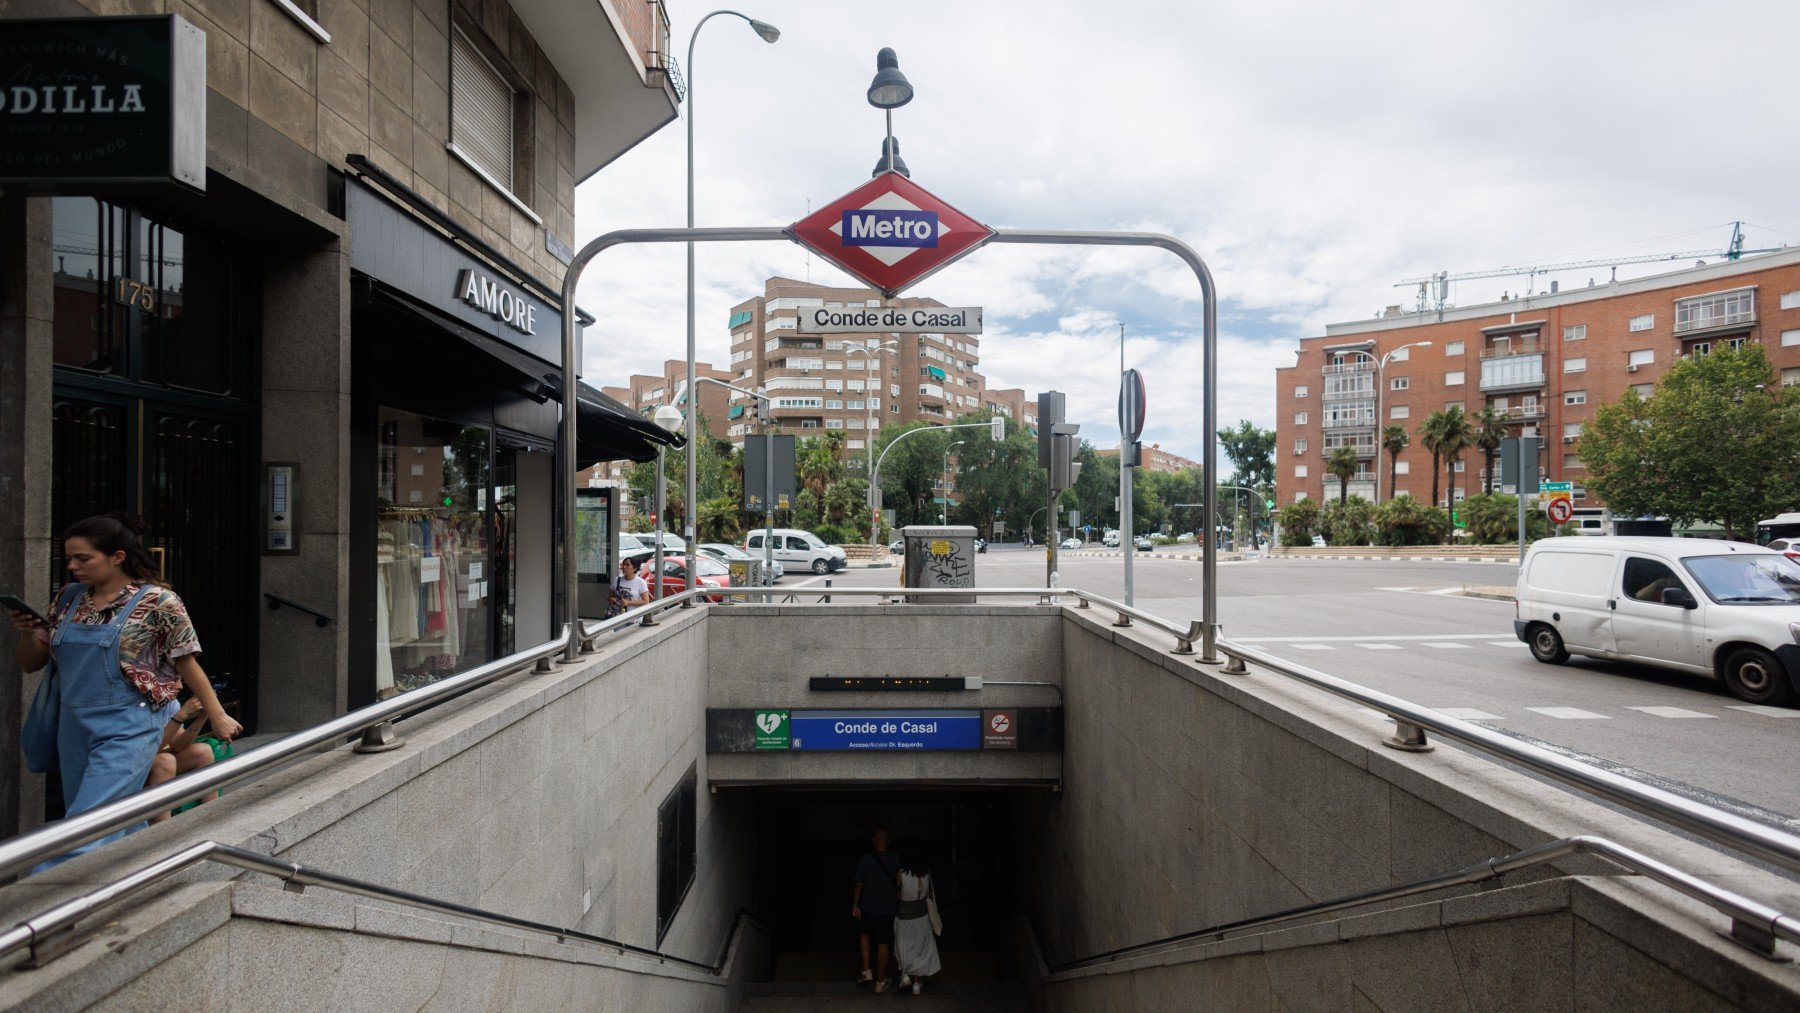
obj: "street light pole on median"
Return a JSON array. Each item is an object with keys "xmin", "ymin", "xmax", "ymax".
[
  {"xmin": 943, "ymin": 440, "xmax": 964, "ymax": 524},
  {"xmin": 684, "ymin": 10, "xmax": 779, "ymax": 584}
]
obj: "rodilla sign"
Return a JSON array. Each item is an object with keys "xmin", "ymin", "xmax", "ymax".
[{"xmin": 788, "ymin": 710, "xmax": 982, "ymax": 751}]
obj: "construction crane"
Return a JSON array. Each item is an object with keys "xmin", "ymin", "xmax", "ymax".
[{"xmin": 1396, "ymin": 222, "xmax": 1786, "ymax": 316}]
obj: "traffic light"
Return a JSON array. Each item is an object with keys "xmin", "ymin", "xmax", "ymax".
[
  {"xmin": 990, "ymin": 415, "xmax": 1004, "ymax": 442},
  {"xmin": 1036, "ymin": 391, "xmax": 1083, "ymax": 492},
  {"xmin": 1036, "ymin": 392, "xmax": 1063, "ymax": 469}
]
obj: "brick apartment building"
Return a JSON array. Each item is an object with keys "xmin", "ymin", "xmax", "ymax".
[
  {"xmin": 723, "ymin": 277, "xmax": 999, "ymax": 465},
  {"xmin": 1275, "ymin": 250, "xmax": 1800, "ymax": 516},
  {"xmin": 1098, "ymin": 443, "xmax": 1203, "ymax": 474},
  {"xmin": 600, "ymin": 359, "xmax": 735, "ymax": 433}
]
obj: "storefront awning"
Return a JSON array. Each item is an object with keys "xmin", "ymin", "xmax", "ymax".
[{"xmin": 576, "ymin": 382, "xmax": 685, "ymax": 468}]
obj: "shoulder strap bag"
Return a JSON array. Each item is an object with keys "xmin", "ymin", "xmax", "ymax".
[{"xmin": 22, "ymin": 584, "xmax": 85, "ymax": 773}]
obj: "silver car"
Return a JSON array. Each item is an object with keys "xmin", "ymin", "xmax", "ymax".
[{"xmin": 697, "ymin": 542, "xmax": 784, "ymax": 581}]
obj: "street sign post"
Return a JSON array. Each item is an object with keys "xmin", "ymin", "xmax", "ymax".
[
  {"xmin": 786, "ymin": 173, "xmax": 996, "ymax": 297},
  {"xmin": 1118, "ymin": 368, "xmax": 1146, "ymax": 606},
  {"xmin": 1542, "ymin": 481, "xmax": 1574, "ymax": 526}
]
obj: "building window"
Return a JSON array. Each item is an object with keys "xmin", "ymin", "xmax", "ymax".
[
  {"xmin": 1389, "ymin": 405, "xmax": 1409, "ymax": 419},
  {"xmin": 1562, "ymin": 324, "xmax": 1586, "ymax": 342},
  {"xmin": 1780, "ymin": 291, "xmax": 1800, "ymax": 310},
  {"xmin": 1563, "ymin": 422, "xmax": 1583, "ymax": 441},
  {"xmin": 1390, "ymin": 376, "xmax": 1409, "ymax": 391},
  {"xmin": 656, "ymin": 766, "xmax": 698, "ymax": 942},
  {"xmin": 1444, "ymin": 370, "xmax": 1465, "ymax": 386},
  {"xmin": 1444, "ymin": 341, "xmax": 1464, "ymax": 356},
  {"xmin": 1628, "ymin": 313, "xmax": 1655, "ymax": 332},
  {"xmin": 1453, "ymin": 460, "xmax": 1465, "ymax": 473},
  {"xmin": 1294, "ymin": 465, "xmax": 1309, "ymax": 478},
  {"xmin": 890, "ymin": 404, "xmax": 900, "ymax": 414},
  {"xmin": 1294, "ymin": 438, "xmax": 1308, "ymax": 454},
  {"xmin": 1564, "ymin": 390, "xmax": 1587, "ymax": 406},
  {"xmin": 451, "ymin": 30, "xmax": 523, "ymax": 197},
  {"xmin": 1782, "ymin": 367, "xmax": 1800, "ymax": 387},
  {"xmin": 1564, "ymin": 357, "xmax": 1587, "ymax": 373},
  {"xmin": 1294, "ymin": 411, "xmax": 1308, "ymax": 425},
  {"xmin": 1627, "ymin": 348, "xmax": 1655, "ymax": 368},
  {"xmin": 1295, "ymin": 384, "xmax": 1309, "ymax": 398},
  {"xmin": 1444, "ymin": 401, "xmax": 1463, "ymax": 412},
  {"xmin": 1388, "ymin": 347, "xmax": 1410, "ymax": 362},
  {"xmin": 1728, "ymin": 337, "xmax": 1747, "ymax": 351},
  {"xmin": 1690, "ymin": 341, "xmax": 1711, "ymax": 358},
  {"xmin": 1563, "ymin": 453, "xmax": 1584, "ymax": 469},
  {"xmin": 1394, "ymin": 461, "xmax": 1410, "ymax": 475},
  {"xmin": 1631, "ymin": 383, "xmax": 1655, "ymax": 397},
  {"xmin": 1675, "ymin": 288, "xmax": 1754, "ymax": 333},
  {"xmin": 1783, "ymin": 329, "xmax": 1800, "ymax": 347}
]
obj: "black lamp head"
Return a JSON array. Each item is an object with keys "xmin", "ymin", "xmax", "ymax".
[
  {"xmin": 866, "ymin": 47, "xmax": 914, "ymax": 109},
  {"xmin": 872, "ymin": 137, "xmax": 910, "ymax": 178}
]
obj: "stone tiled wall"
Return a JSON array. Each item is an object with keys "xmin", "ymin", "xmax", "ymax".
[{"xmin": 78, "ymin": 0, "xmax": 579, "ymax": 288}]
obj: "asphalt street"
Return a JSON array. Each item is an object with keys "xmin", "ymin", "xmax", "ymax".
[{"xmin": 800, "ymin": 544, "xmax": 1800, "ymax": 831}]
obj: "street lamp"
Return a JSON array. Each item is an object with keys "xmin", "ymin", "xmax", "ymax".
[
  {"xmin": 866, "ymin": 48, "xmax": 913, "ymax": 177},
  {"xmin": 943, "ymin": 440, "xmax": 964, "ymax": 524},
  {"xmin": 684, "ymin": 10, "xmax": 779, "ymax": 589},
  {"xmin": 844, "ymin": 341, "xmax": 897, "ymax": 474},
  {"xmin": 1373, "ymin": 341, "xmax": 1432, "ymax": 502},
  {"xmin": 651, "ymin": 404, "xmax": 686, "ymax": 603}
]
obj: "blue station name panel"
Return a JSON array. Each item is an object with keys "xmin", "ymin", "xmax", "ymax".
[{"xmin": 789, "ymin": 710, "xmax": 981, "ymax": 751}]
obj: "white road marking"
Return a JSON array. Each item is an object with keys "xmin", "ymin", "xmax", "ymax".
[
  {"xmin": 1291, "ymin": 644, "xmax": 1334, "ymax": 651},
  {"xmin": 1626, "ymin": 706, "xmax": 1717, "ymax": 719},
  {"xmin": 1525, "ymin": 707, "xmax": 1610, "ymax": 720},
  {"xmin": 1423, "ymin": 642, "xmax": 1473, "ymax": 650},
  {"xmin": 1726, "ymin": 705, "xmax": 1800, "ymax": 718},
  {"xmin": 1436, "ymin": 708, "xmax": 1502, "ymax": 721},
  {"xmin": 1488, "ymin": 641, "xmax": 1527, "ymax": 647},
  {"xmin": 1356, "ymin": 643, "xmax": 1401, "ymax": 650}
]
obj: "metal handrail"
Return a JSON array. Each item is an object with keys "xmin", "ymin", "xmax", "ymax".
[
  {"xmin": 1211, "ymin": 637, "xmax": 1800, "ymax": 877},
  {"xmin": 0, "ymin": 839, "xmax": 754, "ymax": 971},
  {"xmin": 0, "ymin": 631, "xmax": 571, "ymax": 882},
  {"xmin": 1047, "ymin": 834, "xmax": 1800, "ymax": 971}
]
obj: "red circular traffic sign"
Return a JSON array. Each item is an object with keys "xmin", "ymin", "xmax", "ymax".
[{"xmin": 1547, "ymin": 498, "xmax": 1573, "ymax": 524}]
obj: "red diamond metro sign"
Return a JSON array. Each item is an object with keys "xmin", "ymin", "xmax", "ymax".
[{"xmin": 786, "ymin": 172, "xmax": 995, "ymax": 298}]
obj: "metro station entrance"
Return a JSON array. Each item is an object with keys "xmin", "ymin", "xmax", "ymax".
[{"xmin": 745, "ymin": 788, "xmax": 1022, "ymax": 987}]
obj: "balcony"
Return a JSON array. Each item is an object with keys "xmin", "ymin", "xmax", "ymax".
[
  {"xmin": 1493, "ymin": 404, "xmax": 1546, "ymax": 422},
  {"xmin": 1675, "ymin": 289, "xmax": 1755, "ymax": 336},
  {"xmin": 1321, "ymin": 361, "xmax": 1375, "ymax": 377},
  {"xmin": 919, "ymin": 383, "xmax": 947, "ymax": 401},
  {"xmin": 1480, "ymin": 352, "xmax": 1545, "ymax": 393},
  {"xmin": 1480, "ymin": 340, "xmax": 1544, "ymax": 359}
]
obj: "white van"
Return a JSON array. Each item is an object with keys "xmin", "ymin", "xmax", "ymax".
[
  {"xmin": 744, "ymin": 528, "xmax": 848, "ymax": 575},
  {"xmin": 1514, "ymin": 536, "xmax": 1800, "ymax": 705}
]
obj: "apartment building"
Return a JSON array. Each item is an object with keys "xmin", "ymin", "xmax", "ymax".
[
  {"xmin": 601, "ymin": 360, "xmax": 735, "ymax": 430},
  {"xmin": 1098, "ymin": 444, "xmax": 1203, "ymax": 474},
  {"xmin": 724, "ymin": 277, "xmax": 993, "ymax": 462},
  {"xmin": 981, "ymin": 388, "xmax": 1041, "ymax": 431},
  {"xmin": 1275, "ymin": 250, "xmax": 1800, "ymax": 509}
]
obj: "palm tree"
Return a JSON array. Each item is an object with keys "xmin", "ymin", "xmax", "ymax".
[
  {"xmin": 1473, "ymin": 406, "xmax": 1507, "ymax": 494},
  {"xmin": 1381, "ymin": 425, "xmax": 1410, "ymax": 501},
  {"xmin": 1326, "ymin": 446, "xmax": 1359, "ymax": 503},
  {"xmin": 1439, "ymin": 405, "xmax": 1475, "ymax": 516},
  {"xmin": 1419, "ymin": 411, "xmax": 1449, "ymax": 508}
]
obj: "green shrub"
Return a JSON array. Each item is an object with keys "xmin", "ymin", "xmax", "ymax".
[
  {"xmin": 1321, "ymin": 495, "xmax": 1375, "ymax": 546},
  {"xmin": 1461, "ymin": 493, "xmax": 1555, "ymax": 544},
  {"xmin": 1374, "ymin": 495, "xmax": 1450, "ymax": 546},
  {"xmin": 1276, "ymin": 499, "xmax": 1321, "ymax": 546}
]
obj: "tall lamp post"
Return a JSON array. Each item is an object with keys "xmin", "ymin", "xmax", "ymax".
[
  {"xmin": 684, "ymin": 10, "xmax": 779, "ymax": 577},
  {"xmin": 650, "ymin": 405, "xmax": 686, "ymax": 603},
  {"xmin": 1373, "ymin": 340, "xmax": 1431, "ymax": 502},
  {"xmin": 685, "ymin": 375, "xmax": 776, "ymax": 587},
  {"xmin": 942, "ymin": 440, "xmax": 964, "ymax": 523}
]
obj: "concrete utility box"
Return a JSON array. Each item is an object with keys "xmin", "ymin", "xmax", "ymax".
[{"xmin": 901, "ymin": 525, "xmax": 978, "ymax": 603}]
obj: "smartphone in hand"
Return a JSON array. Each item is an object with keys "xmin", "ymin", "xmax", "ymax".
[{"xmin": 1, "ymin": 594, "xmax": 47, "ymax": 627}]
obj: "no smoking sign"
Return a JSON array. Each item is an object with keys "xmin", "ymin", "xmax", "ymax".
[{"xmin": 983, "ymin": 709, "xmax": 1016, "ymax": 750}]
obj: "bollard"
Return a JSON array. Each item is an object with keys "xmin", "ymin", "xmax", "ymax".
[
  {"xmin": 822, "ymin": 579, "xmax": 832, "ymax": 604},
  {"xmin": 1383, "ymin": 718, "xmax": 1433, "ymax": 753}
]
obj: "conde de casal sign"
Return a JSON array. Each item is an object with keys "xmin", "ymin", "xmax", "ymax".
[{"xmin": 797, "ymin": 306, "xmax": 982, "ymax": 334}]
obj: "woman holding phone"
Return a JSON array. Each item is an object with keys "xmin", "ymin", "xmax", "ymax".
[{"xmin": 9, "ymin": 515, "xmax": 240, "ymax": 869}]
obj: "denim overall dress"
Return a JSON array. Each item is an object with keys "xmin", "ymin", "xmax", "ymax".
[{"xmin": 38, "ymin": 583, "xmax": 167, "ymax": 871}]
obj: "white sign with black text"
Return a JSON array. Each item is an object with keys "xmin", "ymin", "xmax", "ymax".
[{"xmin": 796, "ymin": 306, "xmax": 982, "ymax": 334}]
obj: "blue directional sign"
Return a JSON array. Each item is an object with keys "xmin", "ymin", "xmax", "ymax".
[{"xmin": 789, "ymin": 710, "xmax": 982, "ymax": 751}]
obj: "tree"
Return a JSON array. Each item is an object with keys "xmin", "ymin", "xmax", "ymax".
[
  {"xmin": 1381, "ymin": 425, "xmax": 1410, "ymax": 502},
  {"xmin": 1326, "ymin": 446, "xmax": 1359, "ymax": 503},
  {"xmin": 1220, "ymin": 420, "xmax": 1275, "ymax": 489},
  {"xmin": 947, "ymin": 414, "xmax": 1042, "ymax": 541},
  {"xmin": 1419, "ymin": 411, "xmax": 1448, "ymax": 509},
  {"xmin": 1581, "ymin": 344, "xmax": 1800, "ymax": 537},
  {"xmin": 1472, "ymin": 406, "xmax": 1507, "ymax": 495},
  {"xmin": 1438, "ymin": 405, "xmax": 1474, "ymax": 516},
  {"xmin": 873, "ymin": 422, "xmax": 947, "ymax": 527},
  {"xmin": 796, "ymin": 432, "xmax": 847, "ymax": 506},
  {"xmin": 1321, "ymin": 495, "xmax": 1375, "ymax": 546},
  {"xmin": 1276, "ymin": 498, "xmax": 1321, "ymax": 546}
]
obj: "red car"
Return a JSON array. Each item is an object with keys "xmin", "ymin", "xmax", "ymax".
[{"xmin": 633, "ymin": 553, "xmax": 732, "ymax": 603}]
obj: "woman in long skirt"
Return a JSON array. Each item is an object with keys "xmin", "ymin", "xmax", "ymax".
[{"xmin": 893, "ymin": 851, "xmax": 941, "ymax": 995}]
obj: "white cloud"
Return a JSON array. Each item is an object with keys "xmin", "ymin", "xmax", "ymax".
[{"xmin": 573, "ymin": 0, "xmax": 1800, "ymax": 460}]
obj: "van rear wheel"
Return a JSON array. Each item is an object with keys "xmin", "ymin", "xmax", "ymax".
[
  {"xmin": 1721, "ymin": 646, "xmax": 1796, "ymax": 706},
  {"xmin": 1527, "ymin": 624, "xmax": 1569, "ymax": 665}
]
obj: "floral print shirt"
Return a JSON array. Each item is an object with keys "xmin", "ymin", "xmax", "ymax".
[{"xmin": 35, "ymin": 583, "xmax": 201, "ymax": 706}]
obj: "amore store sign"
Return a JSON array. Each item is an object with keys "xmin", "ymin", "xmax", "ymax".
[{"xmin": 0, "ymin": 16, "xmax": 207, "ymax": 190}]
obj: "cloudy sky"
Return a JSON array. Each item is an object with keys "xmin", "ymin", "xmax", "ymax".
[{"xmin": 574, "ymin": 1, "xmax": 1800, "ymax": 464}]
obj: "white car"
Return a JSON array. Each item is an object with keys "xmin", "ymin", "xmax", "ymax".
[
  {"xmin": 1102, "ymin": 530, "xmax": 1121, "ymax": 548},
  {"xmin": 745, "ymin": 528, "xmax": 849, "ymax": 575},
  {"xmin": 1768, "ymin": 538, "xmax": 1800, "ymax": 562},
  {"xmin": 1060, "ymin": 537, "xmax": 1082, "ymax": 549},
  {"xmin": 1514, "ymin": 536, "xmax": 1800, "ymax": 705}
]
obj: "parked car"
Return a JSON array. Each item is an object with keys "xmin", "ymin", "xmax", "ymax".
[
  {"xmin": 696, "ymin": 542, "xmax": 783, "ymax": 582},
  {"xmin": 618, "ymin": 532, "xmax": 651, "ymax": 559},
  {"xmin": 1102, "ymin": 530, "xmax": 1121, "ymax": 548},
  {"xmin": 1135, "ymin": 536, "xmax": 1154, "ymax": 552},
  {"xmin": 1514, "ymin": 536, "xmax": 1800, "ymax": 705},
  {"xmin": 1060, "ymin": 537, "xmax": 1082, "ymax": 549},
  {"xmin": 745, "ymin": 528, "xmax": 849, "ymax": 574},
  {"xmin": 887, "ymin": 538, "xmax": 906, "ymax": 555},
  {"xmin": 1768, "ymin": 538, "xmax": 1800, "ymax": 562},
  {"xmin": 635, "ymin": 554, "xmax": 731, "ymax": 603}
]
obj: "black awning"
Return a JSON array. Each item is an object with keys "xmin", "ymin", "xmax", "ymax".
[{"xmin": 576, "ymin": 382, "xmax": 684, "ymax": 467}]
